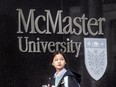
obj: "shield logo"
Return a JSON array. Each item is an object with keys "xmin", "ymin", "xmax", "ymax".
[{"xmin": 84, "ymin": 38, "xmax": 107, "ymax": 81}]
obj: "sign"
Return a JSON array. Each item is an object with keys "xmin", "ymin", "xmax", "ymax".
[{"xmin": 16, "ymin": 9, "xmax": 106, "ymax": 58}]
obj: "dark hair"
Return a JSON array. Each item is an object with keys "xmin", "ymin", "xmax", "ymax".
[{"xmin": 50, "ymin": 51, "xmax": 68, "ymax": 68}]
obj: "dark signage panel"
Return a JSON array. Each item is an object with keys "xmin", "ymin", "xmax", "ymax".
[{"xmin": 0, "ymin": 0, "xmax": 116, "ymax": 87}]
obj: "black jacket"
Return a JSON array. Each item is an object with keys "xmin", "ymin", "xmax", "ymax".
[{"xmin": 49, "ymin": 70, "xmax": 81, "ymax": 87}]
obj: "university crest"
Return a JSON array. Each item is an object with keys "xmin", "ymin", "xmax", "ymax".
[{"xmin": 84, "ymin": 38, "xmax": 107, "ymax": 80}]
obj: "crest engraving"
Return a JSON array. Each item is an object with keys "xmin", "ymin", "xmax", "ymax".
[{"xmin": 84, "ymin": 38, "xmax": 107, "ymax": 80}]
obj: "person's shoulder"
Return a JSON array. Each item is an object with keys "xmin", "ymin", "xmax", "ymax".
[
  {"xmin": 64, "ymin": 70, "xmax": 73, "ymax": 76},
  {"xmin": 64, "ymin": 69, "xmax": 81, "ymax": 77},
  {"xmin": 64, "ymin": 69, "xmax": 81, "ymax": 84}
]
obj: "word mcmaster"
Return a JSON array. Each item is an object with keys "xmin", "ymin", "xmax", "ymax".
[{"xmin": 17, "ymin": 9, "xmax": 105, "ymax": 36}]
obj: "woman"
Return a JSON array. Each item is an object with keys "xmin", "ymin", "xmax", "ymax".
[{"xmin": 48, "ymin": 51, "xmax": 81, "ymax": 87}]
